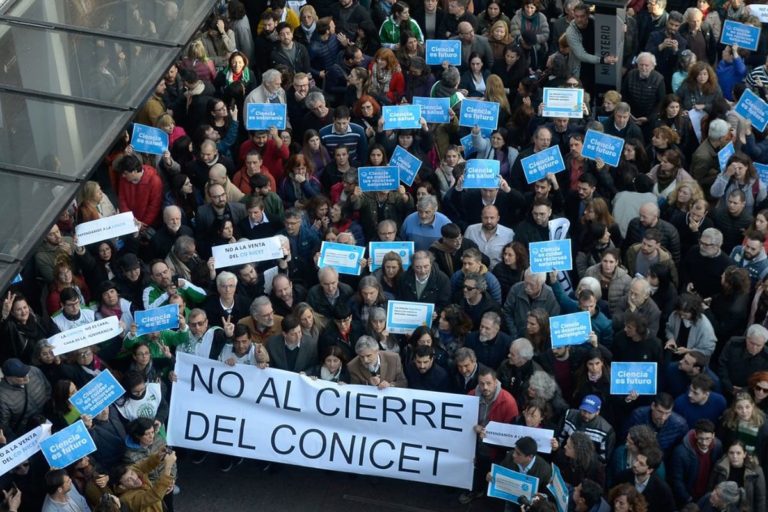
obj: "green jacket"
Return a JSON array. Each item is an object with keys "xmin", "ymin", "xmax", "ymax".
[{"xmin": 379, "ymin": 17, "xmax": 424, "ymax": 47}]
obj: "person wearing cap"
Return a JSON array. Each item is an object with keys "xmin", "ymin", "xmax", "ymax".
[
  {"xmin": 319, "ymin": 301, "xmax": 366, "ymax": 363},
  {"xmin": 0, "ymin": 358, "xmax": 51, "ymax": 440},
  {"xmin": 555, "ymin": 394, "xmax": 616, "ymax": 464},
  {"xmin": 51, "ymin": 287, "xmax": 96, "ymax": 332},
  {"xmin": 245, "ymin": 172, "xmax": 285, "ymax": 221},
  {"xmin": 491, "ymin": 435, "xmax": 552, "ymax": 505},
  {"xmin": 92, "ymin": 280, "xmax": 134, "ymax": 358},
  {"xmin": 429, "ymin": 223, "xmax": 486, "ymax": 278},
  {"xmin": 114, "ymin": 253, "xmax": 150, "ymax": 309}
]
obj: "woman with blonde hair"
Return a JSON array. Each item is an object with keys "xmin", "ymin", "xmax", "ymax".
[
  {"xmin": 719, "ymin": 393, "xmax": 768, "ymax": 460},
  {"xmin": 345, "ymin": 67, "xmax": 372, "ymax": 105},
  {"xmin": 181, "ymin": 39, "xmax": 216, "ymax": 83},
  {"xmin": 77, "ymin": 181, "xmax": 116, "ymax": 223},
  {"xmin": 295, "ymin": 302, "xmax": 327, "ymax": 343},
  {"xmin": 596, "ymin": 90, "xmax": 621, "ymax": 123},
  {"xmin": 294, "ymin": 5, "xmax": 318, "ymax": 46},
  {"xmin": 368, "ymin": 48, "xmax": 405, "ymax": 105},
  {"xmin": 663, "ymin": 180, "xmax": 705, "ymax": 221},
  {"xmin": 487, "ymin": 20, "xmax": 513, "ymax": 61},
  {"xmin": 484, "ymin": 74, "xmax": 511, "ymax": 126},
  {"xmin": 154, "ymin": 113, "xmax": 187, "ymax": 147}
]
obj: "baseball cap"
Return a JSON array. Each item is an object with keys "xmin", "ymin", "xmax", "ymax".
[
  {"xmin": 2, "ymin": 358, "xmax": 30, "ymax": 378},
  {"xmin": 580, "ymin": 395, "xmax": 602, "ymax": 414}
]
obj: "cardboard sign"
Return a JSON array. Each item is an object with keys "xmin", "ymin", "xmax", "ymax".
[{"xmin": 245, "ymin": 103, "xmax": 287, "ymax": 130}]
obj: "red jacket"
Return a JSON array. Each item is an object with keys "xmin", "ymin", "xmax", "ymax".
[
  {"xmin": 237, "ymin": 139, "xmax": 289, "ymax": 184},
  {"xmin": 232, "ymin": 166, "xmax": 277, "ymax": 195},
  {"xmin": 469, "ymin": 386, "xmax": 519, "ymax": 424},
  {"xmin": 118, "ymin": 165, "xmax": 163, "ymax": 227}
]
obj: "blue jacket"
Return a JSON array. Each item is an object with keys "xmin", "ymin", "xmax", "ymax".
[
  {"xmin": 280, "ymin": 224, "xmax": 320, "ymax": 264},
  {"xmin": 673, "ymin": 392, "xmax": 727, "ymax": 427},
  {"xmin": 670, "ymin": 429, "xmax": 723, "ymax": 507},
  {"xmin": 551, "ymin": 280, "xmax": 613, "ymax": 348},
  {"xmin": 624, "ymin": 406, "xmax": 689, "ymax": 451},
  {"xmin": 716, "ymin": 57, "xmax": 748, "ymax": 100}
]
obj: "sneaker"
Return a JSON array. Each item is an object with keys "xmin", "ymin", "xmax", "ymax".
[
  {"xmin": 220, "ymin": 458, "xmax": 236, "ymax": 473},
  {"xmin": 191, "ymin": 452, "xmax": 208, "ymax": 465},
  {"xmin": 458, "ymin": 491, "xmax": 482, "ymax": 505}
]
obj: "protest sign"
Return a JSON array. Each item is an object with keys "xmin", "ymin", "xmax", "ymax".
[
  {"xmin": 389, "ymin": 145, "xmax": 422, "ymax": 186},
  {"xmin": 463, "ymin": 159, "xmax": 500, "ymax": 189},
  {"xmin": 483, "ymin": 422, "xmax": 554, "ymax": 453},
  {"xmin": 460, "ymin": 133, "xmax": 476, "ymax": 157},
  {"xmin": 135, "ymin": 304, "xmax": 180, "ymax": 336},
  {"xmin": 459, "ymin": 99, "xmax": 500, "ymax": 131},
  {"xmin": 521, "ymin": 145, "xmax": 566, "ymax": 184},
  {"xmin": 548, "ymin": 464, "xmax": 568, "ymax": 512},
  {"xmin": 50, "ymin": 316, "xmax": 122, "ymax": 356},
  {"xmin": 749, "ymin": 4, "xmax": 768, "ymax": 22},
  {"xmin": 529, "ymin": 240, "xmax": 572, "ymax": 273},
  {"xmin": 75, "ymin": 212, "xmax": 138, "ymax": 247},
  {"xmin": 69, "ymin": 370, "xmax": 125, "ymax": 416},
  {"xmin": 610, "ymin": 362, "xmax": 658, "ymax": 395},
  {"xmin": 581, "ymin": 129, "xmax": 624, "ymax": 167},
  {"xmin": 425, "ymin": 39, "xmax": 461, "ymax": 65},
  {"xmin": 413, "ymin": 97, "xmax": 451, "ymax": 123},
  {"xmin": 757, "ymin": 163, "xmax": 768, "ymax": 185},
  {"xmin": 0, "ymin": 424, "xmax": 52, "ymax": 477},
  {"xmin": 319, "ymin": 242, "xmax": 366, "ymax": 276},
  {"xmin": 369, "ymin": 241, "xmax": 414, "ymax": 271},
  {"xmin": 131, "ymin": 123, "xmax": 168, "ymax": 155},
  {"xmin": 721, "ymin": 19, "xmax": 760, "ymax": 51},
  {"xmin": 542, "ymin": 88, "xmax": 584, "ymax": 118},
  {"xmin": 212, "ymin": 236, "xmax": 283, "ymax": 269},
  {"xmin": 382, "ymin": 105, "xmax": 422, "ymax": 130},
  {"xmin": 386, "ymin": 300, "xmax": 434, "ymax": 334},
  {"xmin": 718, "ymin": 142, "xmax": 735, "ymax": 173},
  {"xmin": 734, "ymin": 88, "xmax": 768, "ymax": 133},
  {"xmin": 245, "ymin": 103, "xmax": 287, "ymax": 130},
  {"xmin": 487, "ymin": 465, "xmax": 538, "ymax": 504},
  {"xmin": 40, "ymin": 420, "xmax": 97, "ymax": 469},
  {"xmin": 358, "ymin": 166, "xmax": 399, "ymax": 192},
  {"xmin": 167, "ymin": 353, "xmax": 478, "ymax": 488},
  {"xmin": 549, "ymin": 311, "xmax": 592, "ymax": 348}
]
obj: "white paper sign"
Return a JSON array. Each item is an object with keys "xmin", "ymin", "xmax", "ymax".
[
  {"xmin": 212, "ymin": 237, "xmax": 283, "ymax": 269},
  {"xmin": 483, "ymin": 422, "xmax": 554, "ymax": 453},
  {"xmin": 50, "ymin": 316, "xmax": 122, "ymax": 356},
  {"xmin": 75, "ymin": 212, "xmax": 138, "ymax": 247},
  {"xmin": 749, "ymin": 4, "xmax": 768, "ymax": 22},
  {"xmin": 0, "ymin": 424, "xmax": 52, "ymax": 477}
]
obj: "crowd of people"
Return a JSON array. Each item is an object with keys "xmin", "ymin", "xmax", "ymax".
[{"xmin": 2, "ymin": 0, "xmax": 768, "ymax": 510}]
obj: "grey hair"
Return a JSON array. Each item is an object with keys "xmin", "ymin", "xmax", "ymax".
[
  {"xmin": 441, "ymin": 66, "xmax": 460, "ymax": 88},
  {"xmin": 305, "ymin": 91, "xmax": 326, "ymax": 108},
  {"xmin": 189, "ymin": 307, "xmax": 207, "ymax": 320},
  {"xmin": 529, "ymin": 371, "xmax": 557, "ymax": 400},
  {"xmin": 511, "ymin": 338, "xmax": 534, "ymax": 361},
  {"xmin": 464, "ymin": 272, "xmax": 487, "ymax": 292},
  {"xmin": 355, "ymin": 335, "xmax": 379, "ymax": 353},
  {"xmin": 249, "ymin": 296, "xmax": 272, "ymax": 317},
  {"xmin": 216, "ymin": 271, "xmax": 237, "ymax": 287},
  {"xmin": 317, "ymin": 266, "xmax": 339, "ymax": 281},
  {"xmin": 636, "ymin": 52, "xmax": 656, "ymax": 67},
  {"xmin": 262, "ymin": 68, "xmax": 281, "ymax": 83},
  {"xmin": 412, "ymin": 250, "xmax": 433, "ymax": 264},
  {"xmin": 163, "ymin": 205, "xmax": 182, "ymax": 221},
  {"xmin": 577, "ymin": 277, "xmax": 602, "ymax": 301},
  {"xmin": 417, "ymin": 195, "xmax": 438, "ymax": 211},
  {"xmin": 276, "ymin": 234, "xmax": 289, "ymax": 246},
  {"xmin": 747, "ymin": 324, "xmax": 768, "ymax": 342},
  {"xmin": 454, "ymin": 347, "xmax": 476, "ymax": 363},
  {"xmin": 378, "ymin": 219, "xmax": 397, "ymax": 232},
  {"xmin": 369, "ymin": 307, "xmax": 387, "ymax": 322},
  {"xmin": 481, "ymin": 311, "xmax": 502, "ymax": 327},
  {"xmin": 523, "ymin": 268, "xmax": 546, "ymax": 285},
  {"xmin": 173, "ymin": 235, "xmax": 196, "ymax": 255},
  {"xmin": 684, "ymin": 7, "xmax": 702, "ymax": 20},
  {"xmin": 337, "ymin": 231, "xmax": 357, "ymax": 245},
  {"xmin": 615, "ymin": 102, "xmax": 631, "ymax": 115},
  {"xmin": 359, "ymin": 276, "xmax": 381, "ymax": 291},
  {"xmin": 630, "ymin": 277, "xmax": 651, "ymax": 298},
  {"xmin": 708, "ymin": 119, "xmax": 730, "ymax": 141},
  {"xmin": 700, "ymin": 228, "xmax": 723, "ymax": 246}
]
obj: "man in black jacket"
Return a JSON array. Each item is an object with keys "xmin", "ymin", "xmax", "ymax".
[
  {"xmin": 718, "ymin": 325, "xmax": 768, "ymax": 398},
  {"xmin": 398, "ymin": 251, "xmax": 452, "ymax": 311},
  {"xmin": 493, "ymin": 436, "xmax": 552, "ymax": 489},
  {"xmin": 623, "ymin": 201, "xmax": 681, "ymax": 264},
  {"xmin": 405, "ymin": 345, "xmax": 451, "ymax": 392},
  {"xmin": 614, "ymin": 447, "xmax": 675, "ymax": 512}
]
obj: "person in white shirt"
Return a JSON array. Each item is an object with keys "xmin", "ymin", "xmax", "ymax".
[
  {"xmin": 219, "ymin": 324, "xmax": 269, "ymax": 367},
  {"xmin": 464, "ymin": 205, "xmax": 514, "ymax": 269}
]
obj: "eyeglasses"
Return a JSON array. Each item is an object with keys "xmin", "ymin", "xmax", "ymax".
[
  {"xmin": 189, "ymin": 320, "xmax": 207, "ymax": 327},
  {"xmin": 755, "ymin": 386, "xmax": 768, "ymax": 393},
  {"xmin": 78, "ymin": 350, "xmax": 92, "ymax": 358},
  {"xmin": 463, "ymin": 285, "xmax": 476, "ymax": 291}
]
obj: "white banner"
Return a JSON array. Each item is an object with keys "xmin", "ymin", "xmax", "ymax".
[
  {"xmin": 0, "ymin": 424, "xmax": 52, "ymax": 477},
  {"xmin": 75, "ymin": 212, "xmax": 138, "ymax": 247},
  {"xmin": 212, "ymin": 237, "xmax": 283, "ymax": 269},
  {"xmin": 50, "ymin": 316, "xmax": 122, "ymax": 356},
  {"xmin": 167, "ymin": 353, "xmax": 478, "ymax": 488},
  {"xmin": 483, "ymin": 422, "xmax": 554, "ymax": 453}
]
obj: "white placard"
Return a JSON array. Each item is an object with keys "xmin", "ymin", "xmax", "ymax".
[
  {"xmin": 750, "ymin": 4, "xmax": 768, "ymax": 22},
  {"xmin": 50, "ymin": 316, "xmax": 122, "ymax": 356},
  {"xmin": 0, "ymin": 424, "xmax": 52, "ymax": 477},
  {"xmin": 212, "ymin": 237, "xmax": 284, "ymax": 269},
  {"xmin": 483, "ymin": 422, "xmax": 554, "ymax": 453},
  {"xmin": 75, "ymin": 212, "xmax": 138, "ymax": 247}
]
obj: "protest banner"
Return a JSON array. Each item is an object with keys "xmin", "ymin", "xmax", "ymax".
[
  {"xmin": 521, "ymin": 146, "xmax": 566, "ymax": 184},
  {"xmin": 460, "ymin": 133, "xmax": 476, "ymax": 158},
  {"xmin": 542, "ymin": 88, "xmax": 584, "ymax": 118},
  {"xmin": 358, "ymin": 166, "xmax": 399, "ymax": 192},
  {"xmin": 69, "ymin": 370, "xmax": 125, "ymax": 416},
  {"xmin": 459, "ymin": 99, "xmax": 500, "ymax": 131},
  {"xmin": 319, "ymin": 241, "xmax": 366, "ymax": 276},
  {"xmin": 734, "ymin": 88, "xmax": 768, "ymax": 133},
  {"xmin": 382, "ymin": 105, "xmax": 422, "ymax": 130},
  {"xmin": 386, "ymin": 300, "xmax": 434, "ymax": 334},
  {"xmin": 610, "ymin": 362, "xmax": 658, "ymax": 395},
  {"xmin": 529, "ymin": 240, "xmax": 572, "ymax": 273},
  {"xmin": 167, "ymin": 353, "xmax": 478, "ymax": 488},
  {"xmin": 75, "ymin": 212, "xmax": 138, "ymax": 247},
  {"xmin": 389, "ymin": 145, "xmax": 422, "ymax": 186},
  {"xmin": 412, "ymin": 97, "xmax": 451, "ymax": 123},
  {"xmin": 721, "ymin": 19, "xmax": 760, "ymax": 51},
  {"xmin": 548, "ymin": 464, "xmax": 568, "ymax": 512},
  {"xmin": 718, "ymin": 142, "xmax": 735, "ymax": 173},
  {"xmin": 487, "ymin": 465, "xmax": 538, "ymax": 504},
  {"xmin": 50, "ymin": 316, "xmax": 122, "ymax": 356},
  {"xmin": 0, "ymin": 424, "xmax": 52, "ymax": 477},
  {"xmin": 135, "ymin": 304, "xmax": 180, "ymax": 336},
  {"xmin": 757, "ymin": 163, "xmax": 768, "ymax": 185},
  {"xmin": 581, "ymin": 129, "xmax": 624, "ymax": 167},
  {"xmin": 245, "ymin": 103, "xmax": 287, "ymax": 130},
  {"xmin": 425, "ymin": 39, "xmax": 461, "ymax": 65},
  {"xmin": 549, "ymin": 311, "xmax": 591, "ymax": 348},
  {"xmin": 40, "ymin": 420, "xmax": 97, "ymax": 468},
  {"xmin": 212, "ymin": 236, "xmax": 283, "ymax": 269},
  {"xmin": 463, "ymin": 159, "xmax": 500, "ymax": 189},
  {"xmin": 483, "ymin": 422, "xmax": 554, "ymax": 453},
  {"xmin": 131, "ymin": 123, "xmax": 168, "ymax": 155},
  {"xmin": 369, "ymin": 241, "xmax": 414, "ymax": 271}
]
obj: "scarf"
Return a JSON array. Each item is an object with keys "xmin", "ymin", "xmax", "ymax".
[
  {"xmin": 370, "ymin": 63, "xmax": 393, "ymax": 96},
  {"xmin": 320, "ymin": 365, "xmax": 341, "ymax": 382},
  {"xmin": 100, "ymin": 303, "xmax": 123, "ymax": 321},
  {"xmin": 225, "ymin": 66, "xmax": 251, "ymax": 85},
  {"xmin": 302, "ymin": 21, "xmax": 316, "ymax": 40}
]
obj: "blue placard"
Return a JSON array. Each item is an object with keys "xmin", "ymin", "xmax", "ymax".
[
  {"xmin": 487, "ymin": 465, "xmax": 539, "ymax": 504},
  {"xmin": 412, "ymin": 97, "xmax": 451, "ymax": 123},
  {"xmin": 39, "ymin": 420, "xmax": 97, "ymax": 469},
  {"xmin": 542, "ymin": 88, "xmax": 584, "ymax": 118},
  {"xmin": 319, "ymin": 241, "xmax": 366, "ymax": 276},
  {"xmin": 581, "ymin": 129, "xmax": 625, "ymax": 167},
  {"xmin": 597, "ymin": 115, "xmax": 609, "ymax": 125},
  {"xmin": 610, "ymin": 362, "xmax": 658, "ymax": 395},
  {"xmin": 131, "ymin": 123, "xmax": 169, "ymax": 155},
  {"xmin": 382, "ymin": 105, "xmax": 422, "ymax": 130},
  {"xmin": 460, "ymin": 133, "xmax": 476, "ymax": 157},
  {"xmin": 369, "ymin": 241, "xmax": 415, "ymax": 270},
  {"xmin": 425, "ymin": 39, "xmax": 461, "ymax": 65},
  {"xmin": 358, "ymin": 166, "xmax": 399, "ymax": 192},
  {"xmin": 721, "ymin": 19, "xmax": 761, "ymax": 51},
  {"xmin": 521, "ymin": 145, "xmax": 566, "ymax": 184},
  {"xmin": 389, "ymin": 145, "xmax": 422, "ymax": 186},
  {"xmin": 134, "ymin": 304, "xmax": 180, "ymax": 336},
  {"xmin": 735, "ymin": 88, "xmax": 768, "ymax": 133},
  {"xmin": 547, "ymin": 464, "xmax": 568, "ymax": 512},
  {"xmin": 463, "ymin": 159, "xmax": 500, "ymax": 189},
  {"xmin": 549, "ymin": 311, "xmax": 592, "ymax": 348},
  {"xmin": 757, "ymin": 163, "xmax": 768, "ymax": 185},
  {"xmin": 529, "ymin": 239, "xmax": 572, "ymax": 273},
  {"xmin": 11, "ymin": 274, "xmax": 22, "ymax": 284},
  {"xmin": 69, "ymin": 370, "xmax": 125, "ymax": 416},
  {"xmin": 245, "ymin": 103, "xmax": 287, "ymax": 130},
  {"xmin": 386, "ymin": 300, "xmax": 435, "ymax": 334},
  {"xmin": 718, "ymin": 141, "xmax": 735, "ymax": 173},
  {"xmin": 459, "ymin": 99, "xmax": 500, "ymax": 131}
]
